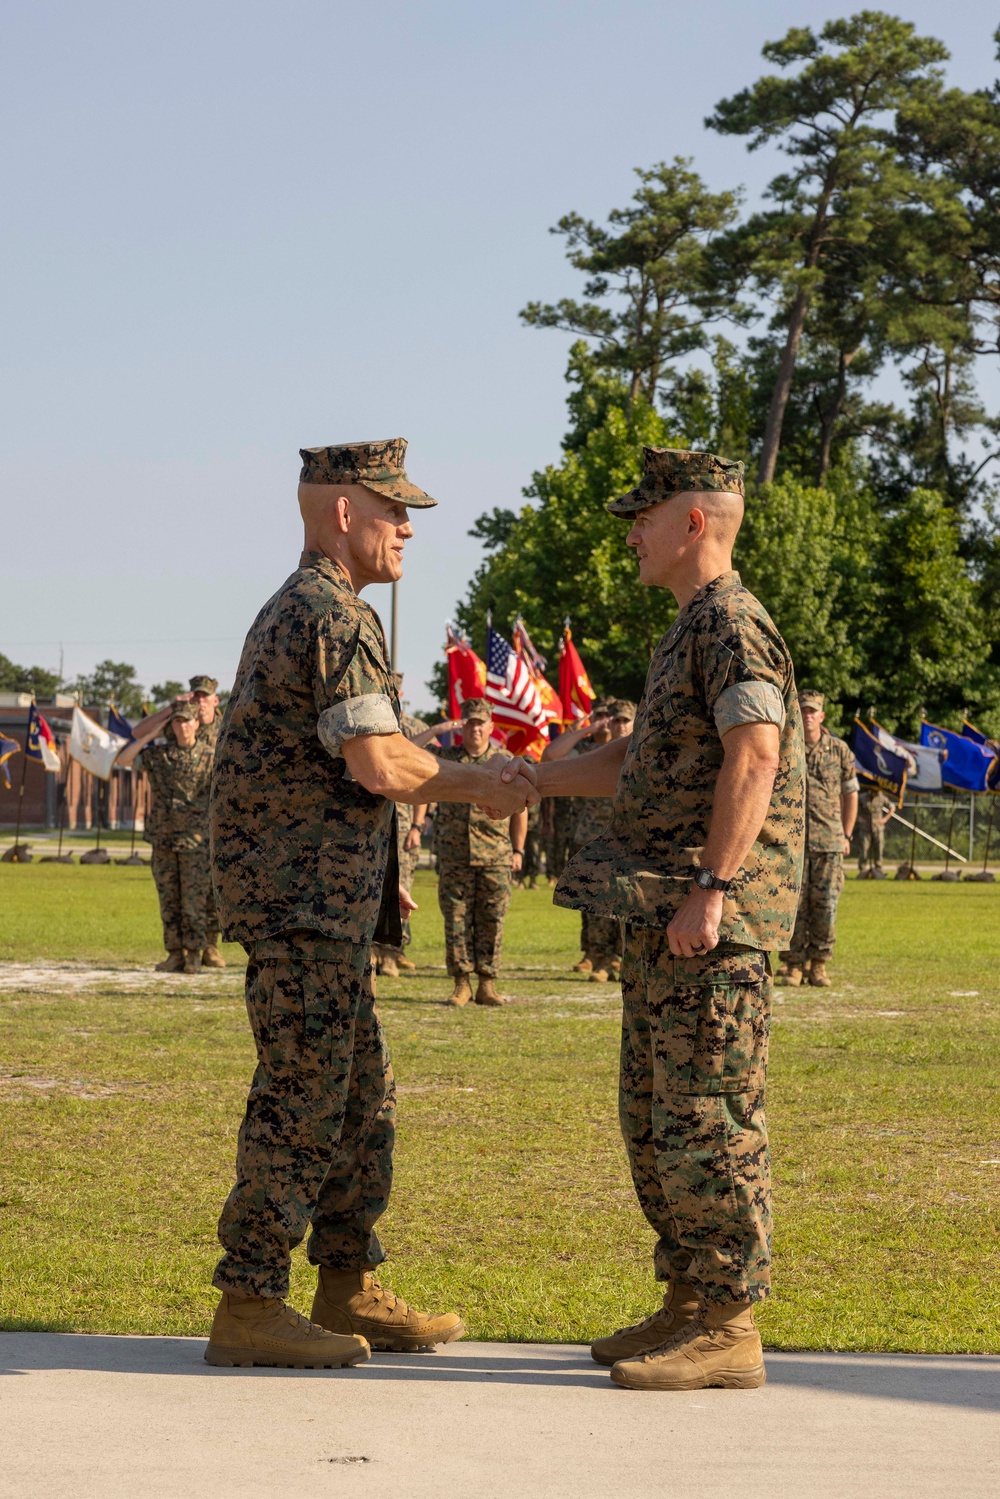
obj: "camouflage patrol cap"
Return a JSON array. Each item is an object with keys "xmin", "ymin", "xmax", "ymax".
[
  {"xmin": 298, "ymin": 437, "xmax": 436, "ymax": 507},
  {"xmin": 460, "ymin": 697, "xmax": 492, "ymax": 722},
  {"xmin": 170, "ymin": 701, "xmax": 199, "ymax": 723},
  {"xmin": 610, "ymin": 698, "xmax": 637, "ymax": 720},
  {"xmin": 607, "ymin": 447, "xmax": 745, "ymax": 516},
  {"xmin": 798, "ymin": 690, "xmax": 825, "ymax": 709},
  {"xmin": 189, "ymin": 675, "xmax": 218, "ymax": 695}
]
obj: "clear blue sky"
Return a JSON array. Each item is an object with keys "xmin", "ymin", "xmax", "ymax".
[{"xmin": 3, "ymin": 1, "xmax": 998, "ymax": 711}]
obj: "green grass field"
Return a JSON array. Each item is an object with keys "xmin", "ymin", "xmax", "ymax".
[{"xmin": 1, "ymin": 862, "xmax": 998, "ymax": 1352}]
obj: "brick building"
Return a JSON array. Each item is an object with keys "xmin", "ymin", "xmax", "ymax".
[{"xmin": 0, "ymin": 695, "xmax": 147, "ymax": 831}]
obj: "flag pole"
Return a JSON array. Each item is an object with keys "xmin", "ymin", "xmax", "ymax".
[{"xmin": 897, "ymin": 791, "xmax": 921, "ymax": 879}]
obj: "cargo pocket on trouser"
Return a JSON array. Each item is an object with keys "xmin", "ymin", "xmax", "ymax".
[{"xmin": 663, "ymin": 947, "xmax": 769, "ymax": 1096}]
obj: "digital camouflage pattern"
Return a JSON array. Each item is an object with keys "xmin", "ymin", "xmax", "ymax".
[
  {"xmin": 298, "ymin": 437, "xmax": 436, "ymax": 508},
  {"xmin": 139, "ymin": 738, "xmax": 215, "ymax": 849},
  {"xmin": 803, "ymin": 728, "xmax": 859, "ymax": 853},
  {"xmin": 433, "ymin": 745, "xmax": 513, "ymax": 976},
  {"xmin": 783, "ymin": 851, "xmax": 845, "ymax": 965},
  {"xmin": 607, "ymin": 447, "xmax": 746, "ymax": 516},
  {"xmin": 211, "ymin": 550, "xmax": 399, "ymax": 946},
  {"xmin": 437, "ymin": 863, "xmax": 511, "ymax": 978},
  {"xmin": 543, "ymin": 796, "xmax": 577, "ymax": 879},
  {"xmin": 521, "ymin": 800, "xmax": 542, "ymax": 882},
  {"xmin": 190, "ymin": 675, "xmax": 219, "ymax": 696},
  {"xmin": 432, "ymin": 746, "xmax": 514, "ymax": 865},
  {"xmin": 150, "ymin": 844, "xmax": 212, "ymax": 952},
  {"xmin": 619, "ymin": 932, "xmax": 772, "ymax": 1303},
  {"xmin": 197, "ymin": 714, "xmax": 223, "ymax": 751},
  {"xmin": 555, "ymin": 571, "xmax": 805, "ymax": 948},
  {"xmin": 857, "ymin": 787, "xmax": 895, "ymax": 870},
  {"xmin": 568, "ymin": 737, "xmax": 617, "ymax": 957},
  {"xmin": 214, "ymin": 932, "xmax": 395, "ymax": 1297}
]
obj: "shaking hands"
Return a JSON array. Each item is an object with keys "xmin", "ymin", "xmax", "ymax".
[{"xmin": 474, "ymin": 754, "xmax": 540, "ymax": 819}]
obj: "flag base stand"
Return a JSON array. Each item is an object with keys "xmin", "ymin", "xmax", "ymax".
[
  {"xmin": 894, "ymin": 862, "xmax": 921, "ymax": 880},
  {"xmin": 116, "ymin": 854, "xmax": 146, "ymax": 866},
  {"xmin": 80, "ymin": 848, "xmax": 111, "ymax": 865},
  {"xmin": 963, "ymin": 870, "xmax": 996, "ymax": 882},
  {"xmin": 1, "ymin": 843, "xmax": 32, "ymax": 862},
  {"xmin": 931, "ymin": 870, "xmax": 960, "ymax": 882},
  {"xmin": 41, "ymin": 854, "xmax": 75, "ymax": 863},
  {"xmin": 857, "ymin": 868, "xmax": 887, "ymax": 880}
]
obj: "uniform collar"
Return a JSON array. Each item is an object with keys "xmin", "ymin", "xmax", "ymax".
[
  {"xmin": 299, "ymin": 548, "xmax": 356, "ymax": 593},
  {"xmin": 663, "ymin": 570, "xmax": 741, "ymax": 651}
]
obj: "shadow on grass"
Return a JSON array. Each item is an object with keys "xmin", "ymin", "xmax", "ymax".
[{"xmin": 1, "ymin": 1334, "xmax": 997, "ymax": 1409}]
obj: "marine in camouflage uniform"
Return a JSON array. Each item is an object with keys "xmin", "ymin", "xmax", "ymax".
[
  {"xmin": 857, "ymin": 785, "xmax": 894, "ymax": 876},
  {"xmin": 138, "ymin": 701, "xmax": 215, "ymax": 971},
  {"xmin": 190, "ymin": 674, "xmax": 225, "ymax": 964},
  {"xmin": 520, "ymin": 800, "xmax": 542, "ymax": 887},
  {"xmin": 209, "ymin": 440, "xmax": 466, "ymax": 1355},
  {"xmin": 781, "ymin": 690, "xmax": 858, "ymax": 984},
  {"xmin": 372, "ymin": 702, "xmax": 424, "ymax": 976},
  {"xmin": 568, "ymin": 699, "xmax": 637, "ymax": 979},
  {"xmin": 433, "ymin": 699, "xmax": 519, "ymax": 1003},
  {"xmin": 544, "ymin": 795, "xmax": 577, "ymax": 882},
  {"xmin": 549, "ymin": 448, "xmax": 804, "ymax": 1379}
]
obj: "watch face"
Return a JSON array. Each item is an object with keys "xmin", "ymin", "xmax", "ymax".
[{"xmin": 696, "ymin": 869, "xmax": 712, "ymax": 888}]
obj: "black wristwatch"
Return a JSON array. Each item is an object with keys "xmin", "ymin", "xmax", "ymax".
[{"xmin": 694, "ymin": 867, "xmax": 732, "ymax": 893}]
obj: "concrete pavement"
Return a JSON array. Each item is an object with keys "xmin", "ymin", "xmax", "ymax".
[{"xmin": 1, "ymin": 1333, "xmax": 997, "ymax": 1498}]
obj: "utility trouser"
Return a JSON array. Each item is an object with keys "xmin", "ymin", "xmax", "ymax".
[
  {"xmin": 437, "ymin": 860, "xmax": 511, "ymax": 977},
  {"xmin": 619, "ymin": 929, "xmax": 772, "ymax": 1304},
  {"xmin": 150, "ymin": 844, "xmax": 211, "ymax": 952},
  {"xmin": 213, "ymin": 933, "xmax": 395, "ymax": 1299},
  {"xmin": 784, "ymin": 850, "xmax": 844, "ymax": 964}
]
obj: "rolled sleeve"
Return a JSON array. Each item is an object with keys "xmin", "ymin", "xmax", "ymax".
[
  {"xmin": 713, "ymin": 681, "xmax": 787, "ymax": 737},
  {"xmin": 318, "ymin": 693, "xmax": 399, "ymax": 758},
  {"xmin": 843, "ymin": 773, "xmax": 860, "ymax": 794}
]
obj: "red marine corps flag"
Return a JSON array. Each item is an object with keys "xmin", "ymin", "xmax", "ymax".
[
  {"xmin": 558, "ymin": 620, "xmax": 594, "ymax": 724},
  {"xmin": 444, "ymin": 625, "xmax": 487, "ymax": 719}
]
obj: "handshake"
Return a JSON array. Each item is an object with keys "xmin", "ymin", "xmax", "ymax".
[{"xmin": 475, "ymin": 754, "xmax": 541, "ymax": 819}]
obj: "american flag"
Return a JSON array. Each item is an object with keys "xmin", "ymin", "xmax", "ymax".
[{"xmin": 485, "ymin": 621, "xmax": 549, "ymax": 730}]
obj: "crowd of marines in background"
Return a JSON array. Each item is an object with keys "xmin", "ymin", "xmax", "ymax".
[{"xmin": 121, "ymin": 669, "xmax": 873, "ymax": 999}]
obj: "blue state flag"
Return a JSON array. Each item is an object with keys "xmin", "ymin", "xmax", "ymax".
[
  {"xmin": 108, "ymin": 706, "xmax": 135, "ymax": 743},
  {"xmin": 852, "ymin": 720, "xmax": 907, "ymax": 804},
  {"xmin": 0, "ymin": 733, "xmax": 19, "ymax": 789},
  {"xmin": 920, "ymin": 722, "xmax": 995, "ymax": 793}
]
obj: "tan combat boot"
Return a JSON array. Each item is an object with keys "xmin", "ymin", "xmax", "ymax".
[
  {"xmin": 573, "ymin": 954, "xmax": 594, "ymax": 974},
  {"xmin": 809, "ymin": 961, "xmax": 832, "ymax": 987},
  {"xmin": 610, "ymin": 1298, "xmax": 765, "ymax": 1391},
  {"xmin": 183, "ymin": 951, "xmax": 203, "ymax": 975},
  {"xmin": 608, "ymin": 956, "xmax": 621, "ymax": 982},
  {"xmin": 591, "ymin": 1282, "xmax": 701, "ymax": 1367},
  {"xmin": 397, "ymin": 955, "xmax": 416, "ymax": 972},
  {"xmin": 379, "ymin": 954, "xmax": 400, "ymax": 978},
  {"xmin": 204, "ymin": 1291, "xmax": 370, "ymax": 1369},
  {"xmin": 475, "ymin": 977, "xmax": 506, "ymax": 1006},
  {"xmin": 311, "ymin": 1268, "xmax": 465, "ymax": 1352},
  {"xmin": 201, "ymin": 944, "xmax": 226, "ymax": 969},
  {"xmin": 155, "ymin": 950, "xmax": 185, "ymax": 973},
  {"xmin": 448, "ymin": 976, "xmax": 473, "ymax": 1007},
  {"xmin": 589, "ymin": 959, "xmax": 611, "ymax": 983},
  {"xmin": 777, "ymin": 965, "xmax": 803, "ymax": 987}
]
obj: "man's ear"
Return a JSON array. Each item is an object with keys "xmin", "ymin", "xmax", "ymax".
[
  {"xmin": 687, "ymin": 505, "xmax": 707, "ymax": 538},
  {"xmin": 334, "ymin": 493, "xmax": 351, "ymax": 534}
]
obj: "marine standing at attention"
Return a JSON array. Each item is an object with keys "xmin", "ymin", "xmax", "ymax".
[
  {"xmin": 206, "ymin": 439, "xmax": 536, "ymax": 1371},
  {"xmin": 778, "ymin": 689, "xmax": 858, "ymax": 987},
  {"xmin": 189, "ymin": 675, "xmax": 226, "ymax": 967},
  {"xmin": 856, "ymin": 784, "xmax": 894, "ymax": 878},
  {"xmin": 526, "ymin": 447, "xmax": 804, "ymax": 1392},
  {"xmin": 116, "ymin": 700, "xmax": 216, "ymax": 974},
  {"xmin": 433, "ymin": 697, "xmax": 527, "ymax": 1007}
]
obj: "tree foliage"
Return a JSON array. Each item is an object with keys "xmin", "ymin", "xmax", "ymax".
[
  {"xmin": 435, "ymin": 11, "xmax": 1000, "ymax": 736},
  {"xmin": 0, "ymin": 653, "xmax": 61, "ymax": 699}
]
